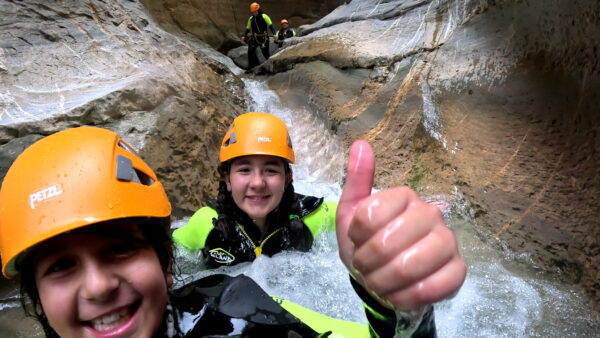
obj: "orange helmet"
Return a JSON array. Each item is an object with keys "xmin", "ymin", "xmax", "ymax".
[
  {"xmin": 281, "ymin": 19, "xmax": 289, "ymax": 25},
  {"xmin": 220, "ymin": 112, "xmax": 295, "ymax": 163},
  {"xmin": 250, "ymin": 2, "xmax": 260, "ymax": 12},
  {"xmin": 0, "ymin": 126, "xmax": 171, "ymax": 278}
]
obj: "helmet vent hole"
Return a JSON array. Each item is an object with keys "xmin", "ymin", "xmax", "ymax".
[
  {"xmin": 224, "ymin": 132, "xmax": 237, "ymax": 147},
  {"xmin": 134, "ymin": 168, "xmax": 154, "ymax": 186},
  {"xmin": 116, "ymin": 155, "xmax": 154, "ymax": 186}
]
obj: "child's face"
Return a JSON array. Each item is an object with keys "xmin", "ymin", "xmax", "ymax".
[
  {"xmin": 31, "ymin": 222, "xmax": 168, "ymax": 338},
  {"xmin": 226, "ymin": 155, "xmax": 288, "ymax": 227}
]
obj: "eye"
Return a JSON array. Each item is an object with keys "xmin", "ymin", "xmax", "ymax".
[
  {"xmin": 235, "ymin": 166, "xmax": 251, "ymax": 173},
  {"xmin": 45, "ymin": 257, "xmax": 76, "ymax": 275},
  {"xmin": 265, "ymin": 167, "xmax": 282, "ymax": 174},
  {"xmin": 107, "ymin": 242, "xmax": 139, "ymax": 259}
]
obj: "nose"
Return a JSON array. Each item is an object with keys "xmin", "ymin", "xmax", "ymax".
[
  {"xmin": 80, "ymin": 261, "xmax": 119, "ymax": 302},
  {"xmin": 248, "ymin": 169, "xmax": 266, "ymax": 189}
]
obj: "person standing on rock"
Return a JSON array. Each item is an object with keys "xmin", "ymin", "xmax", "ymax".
[
  {"xmin": 173, "ymin": 112, "xmax": 337, "ymax": 268},
  {"xmin": 275, "ymin": 19, "xmax": 297, "ymax": 48},
  {"xmin": 240, "ymin": 2, "xmax": 276, "ymax": 71}
]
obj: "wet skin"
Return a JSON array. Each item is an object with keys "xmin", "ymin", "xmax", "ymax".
[
  {"xmin": 31, "ymin": 222, "xmax": 168, "ymax": 338},
  {"xmin": 336, "ymin": 141, "xmax": 467, "ymax": 311},
  {"xmin": 225, "ymin": 155, "xmax": 288, "ymax": 232}
]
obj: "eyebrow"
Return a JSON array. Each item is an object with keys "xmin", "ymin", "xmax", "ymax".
[
  {"xmin": 233, "ymin": 159, "xmax": 282, "ymax": 166},
  {"xmin": 39, "ymin": 233, "xmax": 143, "ymax": 252}
]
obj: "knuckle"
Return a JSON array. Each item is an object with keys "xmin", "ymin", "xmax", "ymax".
[
  {"xmin": 437, "ymin": 226, "xmax": 458, "ymax": 251},
  {"xmin": 370, "ymin": 238, "xmax": 387, "ymax": 257},
  {"xmin": 412, "ymin": 285, "xmax": 433, "ymax": 305},
  {"xmin": 428, "ymin": 203, "xmax": 442, "ymax": 216},
  {"xmin": 392, "ymin": 261, "xmax": 410, "ymax": 283},
  {"xmin": 364, "ymin": 275, "xmax": 384, "ymax": 294},
  {"xmin": 351, "ymin": 255, "xmax": 367, "ymax": 272}
]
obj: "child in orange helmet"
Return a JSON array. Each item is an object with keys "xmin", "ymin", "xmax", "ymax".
[
  {"xmin": 173, "ymin": 112, "xmax": 338, "ymax": 268},
  {"xmin": 0, "ymin": 126, "xmax": 465, "ymax": 337}
]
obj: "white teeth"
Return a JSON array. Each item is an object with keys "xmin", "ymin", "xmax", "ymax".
[{"xmin": 90, "ymin": 307, "xmax": 129, "ymax": 331}]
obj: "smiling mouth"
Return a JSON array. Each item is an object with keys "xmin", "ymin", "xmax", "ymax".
[
  {"xmin": 246, "ymin": 195, "xmax": 270, "ymax": 201},
  {"xmin": 87, "ymin": 302, "xmax": 139, "ymax": 333}
]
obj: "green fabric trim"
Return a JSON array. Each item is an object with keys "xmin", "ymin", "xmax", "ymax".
[
  {"xmin": 172, "ymin": 206, "xmax": 218, "ymax": 250},
  {"xmin": 173, "ymin": 200, "xmax": 336, "ymax": 251},
  {"xmin": 275, "ymin": 30, "xmax": 296, "ymax": 40},
  {"xmin": 302, "ymin": 201, "xmax": 338, "ymax": 239},
  {"xmin": 363, "ymin": 302, "xmax": 388, "ymax": 321},
  {"xmin": 262, "ymin": 13, "xmax": 273, "ymax": 26},
  {"xmin": 272, "ymin": 296, "xmax": 370, "ymax": 337},
  {"xmin": 246, "ymin": 14, "xmax": 273, "ymax": 30}
]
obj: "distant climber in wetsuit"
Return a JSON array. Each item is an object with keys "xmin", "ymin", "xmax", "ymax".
[
  {"xmin": 240, "ymin": 2, "xmax": 276, "ymax": 71},
  {"xmin": 275, "ymin": 19, "xmax": 297, "ymax": 48},
  {"xmin": 173, "ymin": 112, "xmax": 337, "ymax": 268}
]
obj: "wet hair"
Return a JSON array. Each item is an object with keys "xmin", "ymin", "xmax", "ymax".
[
  {"xmin": 215, "ymin": 159, "xmax": 310, "ymax": 250},
  {"xmin": 17, "ymin": 217, "xmax": 173, "ymax": 337}
]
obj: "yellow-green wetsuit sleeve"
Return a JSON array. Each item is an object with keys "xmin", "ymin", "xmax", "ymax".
[
  {"xmin": 262, "ymin": 13, "xmax": 273, "ymax": 26},
  {"xmin": 272, "ymin": 296, "xmax": 370, "ymax": 338},
  {"xmin": 172, "ymin": 207, "xmax": 218, "ymax": 251},
  {"xmin": 303, "ymin": 201, "xmax": 338, "ymax": 239},
  {"xmin": 246, "ymin": 16, "xmax": 252, "ymax": 30}
]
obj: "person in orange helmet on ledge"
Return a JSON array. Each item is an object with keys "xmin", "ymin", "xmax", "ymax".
[
  {"xmin": 241, "ymin": 2, "xmax": 276, "ymax": 71},
  {"xmin": 275, "ymin": 19, "xmax": 297, "ymax": 48}
]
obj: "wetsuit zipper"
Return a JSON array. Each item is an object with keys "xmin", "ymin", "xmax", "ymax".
[{"xmin": 237, "ymin": 224, "xmax": 283, "ymax": 257}]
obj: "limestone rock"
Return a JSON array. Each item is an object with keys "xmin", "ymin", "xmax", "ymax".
[
  {"xmin": 0, "ymin": 0, "xmax": 246, "ymax": 214},
  {"xmin": 266, "ymin": 0, "xmax": 600, "ymax": 312}
]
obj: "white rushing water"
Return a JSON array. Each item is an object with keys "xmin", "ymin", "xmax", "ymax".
[{"xmin": 174, "ymin": 79, "xmax": 600, "ymax": 337}]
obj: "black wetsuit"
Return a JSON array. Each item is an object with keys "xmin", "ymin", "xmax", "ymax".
[
  {"xmin": 172, "ymin": 193, "xmax": 337, "ymax": 269},
  {"xmin": 200, "ymin": 194, "xmax": 331, "ymax": 268},
  {"xmin": 162, "ymin": 274, "xmax": 437, "ymax": 337},
  {"xmin": 275, "ymin": 29, "xmax": 296, "ymax": 47},
  {"xmin": 242, "ymin": 12, "xmax": 276, "ymax": 69}
]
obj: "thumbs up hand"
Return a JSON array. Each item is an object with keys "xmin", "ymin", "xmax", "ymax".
[{"xmin": 336, "ymin": 140, "xmax": 466, "ymax": 311}]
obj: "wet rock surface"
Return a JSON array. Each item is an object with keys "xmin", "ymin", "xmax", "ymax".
[
  {"xmin": 266, "ymin": 0, "xmax": 600, "ymax": 313},
  {"xmin": 0, "ymin": 0, "xmax": 599, "ymax": 323},
  {"xmin": 0, "ymin": 0, "xmax": 246, "ymax": 214}
]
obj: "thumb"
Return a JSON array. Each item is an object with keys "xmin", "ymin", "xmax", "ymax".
[{"xmin": 336, "ymin": 140, "xmax": 375, "ymax": 269}]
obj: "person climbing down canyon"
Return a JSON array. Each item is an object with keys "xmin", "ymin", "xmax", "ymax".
[
  {"xmin": 0, "ymin": 126, "xmax": 466, "ymax": 337},
  {"xmin": 275, "ymin": 19, "xmax": 297, "ymax": 48},
  {"xmin": 240, "ymin": 2, "xmax": 276, "ymax": 72},
  {"xmin": 173, "ymin": 112, "xmax": 338, "ymax": 268}
]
